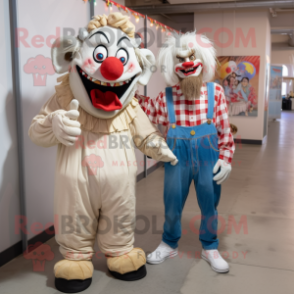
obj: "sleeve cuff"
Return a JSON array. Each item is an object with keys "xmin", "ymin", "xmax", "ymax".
[{"xmin": 219, "ymin": 154, "xmax": 232, "ymax": 164}]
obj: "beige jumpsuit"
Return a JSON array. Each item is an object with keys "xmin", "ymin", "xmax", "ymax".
[{"xmin": 29, "ymin": 75, "xmax": 165, "ymax": 261}]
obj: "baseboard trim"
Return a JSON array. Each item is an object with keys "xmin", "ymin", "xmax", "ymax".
[
  {"xmin": 136, "ymin": 171, "xmax": 145, "ymax": 182},
  {"xmin": 0, "ymin": 240, "xmax": 22, "ymax": 267},
  {"xmin": 0, "ymin": 225, "xmax": 55, "ymax": 268},
  {"xmin": 147, "ymin": 161, "xmax": 164, "ymax": 176},
  {"xmin": 0, "ymin": 162, "xmax": 164, "ymax": 268},
  {"xmin": 136, "ymin": 162, "xmax": 163, "ymax": 182},
  {"xmin": 234, "ymin": 138, "xmax": 263, "ymax": 145},
  {"xmin": 28, "ymin": 225, "xmax": 55, "ymax": 247}
]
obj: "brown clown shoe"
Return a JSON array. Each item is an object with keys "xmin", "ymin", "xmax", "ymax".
[
  {"xmin": 107, "ymin": 248, "xmax": 147, "ymax": 281},
  {"xmin": 54, "ymin": 260, "xmax": 93, "ymax": 293}
]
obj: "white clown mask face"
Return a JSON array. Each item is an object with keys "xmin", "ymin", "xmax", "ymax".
[
  {"xmin": 52, "ymin": 26, "xmax": 155, "ymax": 119},
  {"xmin": 174, "ymin": 48, "xmax": 203, "ymax": 79}
]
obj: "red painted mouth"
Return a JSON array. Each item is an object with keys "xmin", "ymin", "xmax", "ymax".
[
  {"xmin": 176, "ymin": 62, "xmax": 203, "ymax": 76},
  {"xmin": 90, "ymin": 89, "xmax": 122, "ymax": 111},
  {"xmin": 77, "ymin": 65, "xmax": 136, "ymax": 112}
]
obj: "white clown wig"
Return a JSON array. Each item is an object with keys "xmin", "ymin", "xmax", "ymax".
[{"xmin": 157, "ymin": 31, "xmax": 216, "ymax": 86}]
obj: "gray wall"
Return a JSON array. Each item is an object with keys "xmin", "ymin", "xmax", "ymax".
[
  {"xmin": 0, "ymin": 0, "xmax": 21, "ymax": 253},
  {"xmin": 17, "ymin": 0, "xmax": 91, "ymax": 240}
]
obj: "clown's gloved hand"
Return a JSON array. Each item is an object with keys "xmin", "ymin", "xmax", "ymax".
[
  {"xmin": 213, "ymin": 159, "xmax": 232, "ymax": 185},
  {"xmin": 52, "ymin": 99, "xmax": 81, "ymax": 146},
  {"xmin": 146, "ymin": 139, "xmax": 178, "ymax": 166}
]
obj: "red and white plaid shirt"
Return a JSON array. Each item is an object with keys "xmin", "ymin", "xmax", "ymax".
[{"xmin": 138, "ymin": 83, "xmax": 235, "ymax": 163}]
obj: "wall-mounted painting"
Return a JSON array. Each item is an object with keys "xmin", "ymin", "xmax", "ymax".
[
  {"xmin": 268, "ymin": 65, "xmax": 283, "ymax": 120},
  {"xmin": 214, "ymin": 56, "xmax": 260, "ymax": 117},
  {"xmin": 269, "ymin": 65, "xmax": 282, "ymax": 99}
]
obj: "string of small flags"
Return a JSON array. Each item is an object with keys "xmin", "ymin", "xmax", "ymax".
[
  {"xmin": 82, "ymin": 0, "xmax": 180, "ymax": 34},
  {"xmin": 147, "ymin": 16, "xmax": 180, "ymax": 34},
  {"xmin": 104, "ymin": 0, "xmax": 145, "ymax": 23}
]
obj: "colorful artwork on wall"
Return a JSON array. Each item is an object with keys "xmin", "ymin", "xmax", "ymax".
[
  {"xmin": 269, "ymin": 66, "xmax": 283, "ymax": 99},
  {"xmin": 264, "ymin": 58, "xmax": 270, "ymax": 137},
  {"xmin": 268, "ymin": 65, "xmax": 283, "ymax": 120},
  {"xmin": 214, "ymin": 56, "xmax": 260, "ymax": 117}
]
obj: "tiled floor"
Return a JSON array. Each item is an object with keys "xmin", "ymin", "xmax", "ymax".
[{"xmin": 1, "ymin": 112, "xmax": 294, "ymax": 294}]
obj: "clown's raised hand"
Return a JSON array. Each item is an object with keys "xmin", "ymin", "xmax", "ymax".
[
  {"xmin": 147, "ymin": 139, "xmax": 178, "ymax": 166},
  {"xmin": 213, "ymin": 159, "xmax": 232, "ymax": 185},
  {"xmin": 52, "ymin": 99, "xmax": 81, "ymax": 146}
]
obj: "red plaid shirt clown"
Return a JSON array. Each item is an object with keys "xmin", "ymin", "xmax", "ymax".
[
  {"xmin": 138, "ymin": 82, "xmax": 235, "ymax": 164},
  {"xmin": 144, "ymin": 31, "xmax": 234, "ymax": 271}
]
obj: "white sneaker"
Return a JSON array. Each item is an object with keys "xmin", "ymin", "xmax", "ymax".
[
  {"xmin": 201, "ymin": 249, "xmax": 229, "ymax": 273},
  {"xmin": 147, "ymin": 241, "xmax": 178, "ymax": 264}
]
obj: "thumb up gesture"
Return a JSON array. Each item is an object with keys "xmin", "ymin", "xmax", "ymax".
[{"xmin": 52, "ymin": 99, "xmax": 81, "ymax": 146}]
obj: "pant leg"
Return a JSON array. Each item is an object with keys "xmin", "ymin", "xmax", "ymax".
[
  {"xmin": 97, "ymin": 131, "xmax": 137, "ymax": 257},
  {"xmin": 194, "ymin": 135, "xmax": 221, "ymax": 250},
  {"xmin": 54, "ymin": 141, "xmax": 100, "ymax": 261},
  {"xmin": 162, "ymin": 139, "xmax": 193, "ymax": 249}
]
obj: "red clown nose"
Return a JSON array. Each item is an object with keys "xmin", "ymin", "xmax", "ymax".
[
  {"xmin": 100, "ymin": 57, "xmax": 124, "ymax": 81},
  {"xmin": 182, "ymin": 61, "xmax": 194, "ymax": 68}
]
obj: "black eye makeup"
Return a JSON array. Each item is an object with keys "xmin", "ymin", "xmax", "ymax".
[
  {"xmin": 116, "ymin": 48, "xmax": 129, "ymax": 66},
  {"xmin": 93, "ymin": 45, "xmax": 108, "ymax": 63}
]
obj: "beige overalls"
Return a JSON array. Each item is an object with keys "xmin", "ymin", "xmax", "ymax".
[{"xmin": 29, "ymin": 75, "xmax": 165, "ymax": 261}]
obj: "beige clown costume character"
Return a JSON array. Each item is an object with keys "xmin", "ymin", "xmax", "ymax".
[{"xmin": 29, "ymin": 13, "xmax": 177, "ymax": 293}]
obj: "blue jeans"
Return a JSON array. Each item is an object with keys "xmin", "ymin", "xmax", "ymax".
[{"xmin": 162, "ymin": 123, "xmax": 221, "ymax": 250}]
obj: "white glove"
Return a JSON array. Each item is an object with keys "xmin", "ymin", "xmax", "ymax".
[
  {"xmin": 146, "ymin": 139, "xmax": 178, "ymax": 166},
  {"xmin": 213, "ymin": 159, "xmax": 231, "ymax": 185},
  {"xmin": 52, "ymin": 99, "xmax": 81, "ymax": 146}
]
